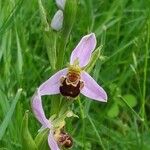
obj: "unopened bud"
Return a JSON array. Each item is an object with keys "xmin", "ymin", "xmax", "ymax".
[
  {"xmin": 56, "ymin": 0, "xmax": 66, "ymax": 10},
  {"xmin": 51, "ymin": 10, "xmax": 64, "ymax": 31}
]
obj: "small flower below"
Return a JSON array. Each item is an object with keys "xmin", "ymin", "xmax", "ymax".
[
  {"xmin": 55, "ymin": 130, "xmax": 73, "ymax": 148},
  {"xmin": 32, "ymin": 91, "xmax": 73, "ymax": 150}
]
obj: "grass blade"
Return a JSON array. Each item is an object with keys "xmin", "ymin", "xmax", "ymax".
[{"xmin": 0, "ymin": 89, "xmax": 22, "ymax": 140}]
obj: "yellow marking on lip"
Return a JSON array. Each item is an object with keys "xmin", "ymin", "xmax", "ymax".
[{"xmin": 65, "ymin": 78, "xmax": 79, "ymax": 87}]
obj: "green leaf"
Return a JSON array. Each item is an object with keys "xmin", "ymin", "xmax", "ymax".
[
  {"xmin": 0, "ymin": 89, "xmax": 22, "ymax": 140},
  {"xmin": 21, "ymin": 111, "xmax": 38, "ymax": 150},
  {"xmin": 38, "ymin": 0, "xmax": 49, "ymax": 31},
  {"xmin": 38, "ymin": 0, "xmax": 56, "ymax": 69},
  {"xmin": 63, "ymin": 0, "xmax": 77, "ymax": 33},
  {"xmin": 0, "ymin": 0, "xmax": 24, "ymax": 37},
  {"xmin": 85, "ymin": 46, "xmax": 102, "ymax": 73},
  {"xmin": 44, "ymin": 31, "xmax": 57, "ymax": 70},
  {"xmin": 35, "ymin": 129, "xmax": 49, "ymax": 150},
  {"xmin": 107, "ymin": 103, "xmax": 119, "ymax": 118},
  {"xmin": 16, "ymin": 30, "xmax": 23, "ymax": 75}
]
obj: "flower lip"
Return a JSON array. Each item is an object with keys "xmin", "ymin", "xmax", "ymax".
[
  {"xmin": 59, "ymin": 77, "xmax": 83, "ymax": 98},
  {"xmin": 56, "ymin": 131, "xmax": 73, "ymax": 149}
]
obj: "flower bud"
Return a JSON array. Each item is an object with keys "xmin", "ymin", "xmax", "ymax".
[
  {"xmin": 56, "ymin": 0, "xmax": 66, "ymax": 10},
  {"xmin": 51, "ymin": 10, "xmax": 64, "ymax": 31}
]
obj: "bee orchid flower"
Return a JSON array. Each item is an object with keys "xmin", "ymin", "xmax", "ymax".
[
  {"xmin": 32, "ymin": 33, "xmax": 107, "ymax": 149},
  {"xmin": 32, "ymin": 92, "xmax": 73, "ymax": 150},
  {"xmin": 36, "ymin": 33, "xmax": 107, "ymax": 101}
]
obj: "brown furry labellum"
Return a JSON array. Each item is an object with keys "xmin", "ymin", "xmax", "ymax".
[
  {"xmin": 59, "ymin": 71, "xmax": 84, "ymax": 98},
  {"xmin": 58, "ymin": 131, "xmax": 73, "ymax": 148}
]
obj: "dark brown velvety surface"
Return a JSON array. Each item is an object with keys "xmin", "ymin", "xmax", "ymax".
[{"xmin": 59, "ymin": 78, "xmax": 81, "ymax": 98}]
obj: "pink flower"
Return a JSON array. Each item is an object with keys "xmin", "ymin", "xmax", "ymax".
[
  {"xmin": 36, "ymin": 33, "xmax": 107, "ymax": 101},
  {"xmin": 32, "ymin": 33, "xmax": 107, "ymax": 149},
  {"xmin": 32, "ymin": 92, "xmax": 60, "ymax": 150},
  {"xmin": 32, "ymin": 92, "xmax": 73, "ymax": 150}
]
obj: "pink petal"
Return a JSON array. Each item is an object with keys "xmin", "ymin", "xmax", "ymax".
[
  {"xmin": 70, "ymin": 33, "xmax": 96, "ymax": 67},
  {"xmin": 81, "ymin": 71, "xmax": 107, "ymax": 102},
  {"xmin": 48, "ymin": 131, "xmax": 60, "ymax": 150},
  {"xmin": 39, "ymin": 68, "xmax": 68, "ymax": 96},
  {"xmin": 31, "ymin": 92, "xmax": 52, "ymax": 128},
  {"xmin": 32, "ymin": 68, "xmax": 67, "ymax": 128}
]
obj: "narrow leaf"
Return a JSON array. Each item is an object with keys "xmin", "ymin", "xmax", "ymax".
[
  {"xmin": 21, "ymin": 110, "xmax": 38, "ymax": 150},
  {"xmin": 35, "ymin": 129, "xmax": 49, "ymax": 150},
  {"xmin": 0, "ymin": 89, "xmax": 22, "ymax": 140},
  {"xmin": 16, "ymin": 30, "xmax": 23, "ymax": 75},
  {"xmin": 85, "ymin": 46, "xmax": 102, "ymax": 73}
]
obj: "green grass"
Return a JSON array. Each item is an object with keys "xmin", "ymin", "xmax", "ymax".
[{"xmin": 0, "ymin": 0, "xmax": 150, "ymax": 149}]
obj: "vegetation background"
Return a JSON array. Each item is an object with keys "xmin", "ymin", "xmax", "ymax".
[{"xmin": 0, "ymin": 0, "xmax": 150, "ymax": 149}]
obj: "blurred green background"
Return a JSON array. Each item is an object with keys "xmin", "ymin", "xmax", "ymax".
[{"xmin": 0, "ymin": 0, "xmax": 150, "ymax": 149}]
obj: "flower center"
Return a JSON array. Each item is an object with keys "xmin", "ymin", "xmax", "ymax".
[{"xmin": 59, "ymin": 59, "xmax": 84, "ymax": 98}]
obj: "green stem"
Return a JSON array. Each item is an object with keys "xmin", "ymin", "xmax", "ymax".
[
  {"xmin": 78, "ymin": 97, "xmax": 86, "ymax": 149},
  {"xmin": 56, "ymin": 0, "xmax": 77, "ymax": 69},
  {"xmin": 87, "ymin": 114, "xmax": 105, "ymax": 150},
  {"xmin": 118, "ymin": 95, "xmax": 144, "ymax": 122},
  {"xmin": 141, "ymin": 22, "xmax": 149, "ymax": 121},
  {"xmin": 140, "ymin": 21, "xmax": 149, "ymax": 148},
  {"xmin": 51, "ymin": 0, "xmax": 77, "ymax": 115},
  {"xmin": 56, "ymin": 33, "xmax": 69, "ymax": 69},
  {"xmin": 50, "ymin": 95, "xmax": 62, "ymax": 115}
]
